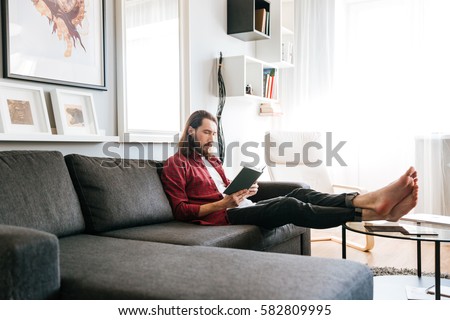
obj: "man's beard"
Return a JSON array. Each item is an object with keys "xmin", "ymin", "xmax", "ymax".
[
  {"xmin": 198, "ymin": 143, "xmax": 212, "ymax": 157},
  {"xmin": 189, "ymin": 137, "xmax": 213, "ymax": 157}
]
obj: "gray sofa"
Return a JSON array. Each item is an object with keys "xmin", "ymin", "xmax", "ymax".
[{"xmin": 0, "ymin": 150, "xmax": 373, "ymax": 299}]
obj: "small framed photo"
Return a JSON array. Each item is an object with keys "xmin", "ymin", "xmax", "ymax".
[
  {"xmin": 0, "ymin": 82, "xmax": 52, "ymax": 134},
  {"xmin": 50, "ymin": 89, "xmax": 99, "ymax": 135}
]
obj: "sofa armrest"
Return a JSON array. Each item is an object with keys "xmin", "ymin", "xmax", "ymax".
[
  {"xmin": 249, "ymin": 181, "xmax": 310, "ymax": 203},
  {"xmin": 249, "ymin": 181, "xmax": 312, "ymax": 256},
  {"xmin": 0, "ymin": 225, "xmax": 60, "ymax": 299}
]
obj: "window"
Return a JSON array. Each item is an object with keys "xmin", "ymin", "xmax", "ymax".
[
  {"xmin": 284, "ymin": 0, "xmax": 450, "ymax": 194},
  {"xmin": 116, "ymin": 0, "xmax": 188, "ymax": 142},
  {"xmin": 334, "ymin": 0, "xmax": 450, "ymax": 133},
  {"xmin": 332, "ymin": 0, "xmax": 450, "ymax": 200}
]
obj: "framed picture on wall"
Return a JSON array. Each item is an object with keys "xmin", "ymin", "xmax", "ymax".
[
  {"xmin": 0, "ymin": 82, "xmax": 52, "ymax": 135},
  {"xmin": 1, "ymin": 0, "xmax": 106, "ymax": 90},
  {"xmin": 50, "ymin": 89, "xmax": 99, "ymax": 135}
]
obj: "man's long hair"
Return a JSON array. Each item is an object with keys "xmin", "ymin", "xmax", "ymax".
[{"xmin": 178, "ymin": 110, "xmax": 218, "ymax": 157}]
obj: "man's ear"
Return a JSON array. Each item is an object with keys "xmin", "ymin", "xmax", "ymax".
[{"xmin": 188, "ymin": 126, "xmax": 195, "ymax": 136}]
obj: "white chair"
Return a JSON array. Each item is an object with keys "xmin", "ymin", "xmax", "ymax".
[{"xmin": 265, "ymin": 130, "xmax": 374, "ymax": 252}]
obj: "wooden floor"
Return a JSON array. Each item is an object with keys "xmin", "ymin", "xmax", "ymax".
[{"xmin": 311, "ymin": 227, "xmax": 450, "ymax": 274}]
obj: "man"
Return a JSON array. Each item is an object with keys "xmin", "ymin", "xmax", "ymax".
[{"xmin": 161, "ymin": 110, "xmax": 418, "ymax": 229}]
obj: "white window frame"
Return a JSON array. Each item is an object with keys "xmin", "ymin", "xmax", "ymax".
[{"xmin": 115, "ymin": 0, "xmax": 189, "ymax": 142}]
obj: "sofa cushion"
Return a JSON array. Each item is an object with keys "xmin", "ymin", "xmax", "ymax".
[
  {"xmin": 58, "ymin": 234, "xmax": 373, "ymax": 299},
  {"xmin": 101, "ymin": 220, "xmax": 307, "ymax": 251},
  {"xmin": 65, "ymin": 154, "xmax": 173, "ymax": 233},
  {"xmin": 0, "ymin": 151, "xmax": 85, "ymax": 237}
]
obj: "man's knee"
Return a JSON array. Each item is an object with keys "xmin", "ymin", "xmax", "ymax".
[
  {"xmin": 276, "ymin": 197, "xmax": 312, "ymax": 227},
  {"xmin": 279, "ymin": 197, "xmax": 303, "ymax": 211},
  {"xmin": 286, "ymin": 187, "xmax": 312, "ymax": 199}
]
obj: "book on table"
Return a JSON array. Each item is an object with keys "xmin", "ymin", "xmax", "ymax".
[
  {"xmin": 364, "ymin": 224, "xmax": 438, "ymax": 236},
  {"xmin": 427, "ymin": 285, "xmax": 450, "ymax": 298},
  {"xmin": 223, "ymin": 166, "xmax": 265, "ymax": 195}
]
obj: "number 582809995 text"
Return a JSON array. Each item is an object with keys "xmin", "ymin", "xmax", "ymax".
[{"xmin": 260, "ymin": 304, "xmax": 332, "ymax": 316}]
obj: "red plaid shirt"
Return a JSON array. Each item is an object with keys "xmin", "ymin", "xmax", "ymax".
[{"xmin": 160, "ymin": 152, "xmax": 231, "ymax": 225}]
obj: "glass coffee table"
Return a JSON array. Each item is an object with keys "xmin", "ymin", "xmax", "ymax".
[{"xmin": 343, "ymin": 216, "xmax": 450, "ymax": 300}]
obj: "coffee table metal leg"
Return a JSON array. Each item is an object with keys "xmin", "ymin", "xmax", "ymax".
[
  {"xmin": 342, "ymin": 224, "xmax": 347, "ymax": 259},
  {"xmin": 435, "ymin": 241, "xmax": 441, "ymax": 300},
  {"xmin": 417, "ymin": 240, "xmax": 422, "ymax": 277}
]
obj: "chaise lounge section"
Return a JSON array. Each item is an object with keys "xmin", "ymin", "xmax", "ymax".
[{"xmin": 0, "ymin": 150, "xmax": 373, "ymax": 299}]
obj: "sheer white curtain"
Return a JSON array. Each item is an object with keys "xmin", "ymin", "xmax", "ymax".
[
  {"xmin": 334, "ymin": 0, "xmax": 450, "ymax": 215},
  {"xmin": 277, "ymin": 0, "xmax": 335, "ymax": 131},
  {"xmin": 279, "ymin": 0, "xmax": 450, "ymax": 215}
]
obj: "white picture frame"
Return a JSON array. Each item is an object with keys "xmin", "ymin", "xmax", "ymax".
[
  {"xmin": 50, "ymin": 89, "xmax": 99, "ymax": 135},
  {"xmin": 0, "ymin": 82, "xmax": 51, "ymax": 134}
]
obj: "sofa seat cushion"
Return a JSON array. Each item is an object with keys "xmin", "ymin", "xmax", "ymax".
[
  {"xmin": 0, "ymin": 151, "xmax": 84, "ymax": 237},
  {"xmin": 65, "ymin": 154, "xmax": 173, "ymax": 233},
  {"xmin": 101, "ymin": 221, "xmax": 307, "ymax": 251},
  {"xmin": 58, "ymin": 234, "xmax": 373, "ymax": 299}
]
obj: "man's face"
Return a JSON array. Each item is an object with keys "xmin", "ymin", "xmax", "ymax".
[{"xmin": 189, "ymin": 118, "xmax": 217, "ymax": 157}]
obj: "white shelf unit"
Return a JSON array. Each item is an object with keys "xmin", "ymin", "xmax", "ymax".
[
  {"xmin": 256, "ymin": 0, "xmax": 295, "ymax": 67},
  {"xmin": 222, "ymin": 55, "xmax": 278, "ymax": 101},
  {"xmin": 227, "ymin": 0, "xmax": 271, "ymax": 41},
  {"xmin": 0, "ymin": 134, "xmax": 119, "ymax": 143}
]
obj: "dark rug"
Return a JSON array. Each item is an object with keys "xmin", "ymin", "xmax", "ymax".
[{"xmin": 371, "ymin": 266, "xmax": 450, "ymax": 279}]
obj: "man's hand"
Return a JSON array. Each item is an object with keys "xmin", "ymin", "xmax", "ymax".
[
  {"xmin": 198, "ymin": 185, "xmax": 258, "ymax": 217},
  {"xmin": 198, "ymin": 189, "xmax": 248, "ymax": 217},
  {"xmin": 245, "ymin": 183, "xmax": 259, "ymax": 198},
  {"xmin": 223, "ymin": 189, "xmax": 249, "ymax": 208},
  {"xmin": 223, "ymin": 183, "xmax": 259, "ymax": 207}
]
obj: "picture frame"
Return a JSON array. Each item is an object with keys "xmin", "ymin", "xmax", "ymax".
[
  {"xmin": 1, "ymin": 0, "xmax": 106, "ymax": 90},
  {"xmin": 0, "ymin": 82, "xmax": 52, "ymax": 135},
  {"xmin": 50, "ymin": 89, "xmax": 99, "ymax": 136}
]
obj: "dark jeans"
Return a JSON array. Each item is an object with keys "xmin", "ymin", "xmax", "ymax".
[{"xmin": 226, "ymin": 188, "xmax": 358, "ymax": 229}]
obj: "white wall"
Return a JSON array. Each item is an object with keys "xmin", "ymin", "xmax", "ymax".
[
  {"xmin": 0, "ymin": 2, "xmax": 117, "ymax": 156},
  {"xmin": 189, "ymin": 0, "xmax": 276, "ymax": 179},
  {"xmin": 1, "ymin": 0, "xmax": 277, "ymax": 172},
  {"xmin": 0, "ymin": 1, "xmax": 419, "ymax": 193}
]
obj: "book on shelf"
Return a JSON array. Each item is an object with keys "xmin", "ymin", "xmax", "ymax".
[
  {"xmin": 223, "ymin": 166, "xmax": 265, "ymax": 195},
  {"xmin": 263, "ymin": 68, "xmax": 276, "ymax": 99},
  {"xmin": 265, "ymin": 11, "xmax": 270, "ymax": 35},
  {"xmin": 282, "ymin": 42, "xmax": 294, "ymax": 64},
  {"xmin": 255, "ymin": 8, "xmax": 266, "ymax": 33},
  {"xmin": 269, "ymin": 73, "xmax": 275, "ymax": 98},
  {"xmin": 266, "ymin": 74, "xmax": 273, "ymax": 98},
  {"xmin": 259, "ymin": 102, "xmax": 283, "ymax": 116},
  {"xmin": 263, "ymin": 68, "xmax": 270, "ymax": 98}
]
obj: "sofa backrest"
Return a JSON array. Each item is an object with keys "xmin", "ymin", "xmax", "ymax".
[
  {"xmin": 0, "ymin": 151, "xmax": 85, "ymax": 237},
  {"xmin": 64, "ymin": 154, "xmax": 174, "ymax": 233}
]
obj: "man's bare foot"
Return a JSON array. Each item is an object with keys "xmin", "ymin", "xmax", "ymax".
[
  {"xmin": 353, "ymin": 167, "xmax": 416, "ymax": 217},
  {"xmin": 386, "ymin": 179, "xmax": 419, "ymax": 222}
]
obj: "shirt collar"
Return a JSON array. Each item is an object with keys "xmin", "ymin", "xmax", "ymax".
[{"xmin": 188, "ymin": 152, "xmax": 221, "ymax": 166}]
